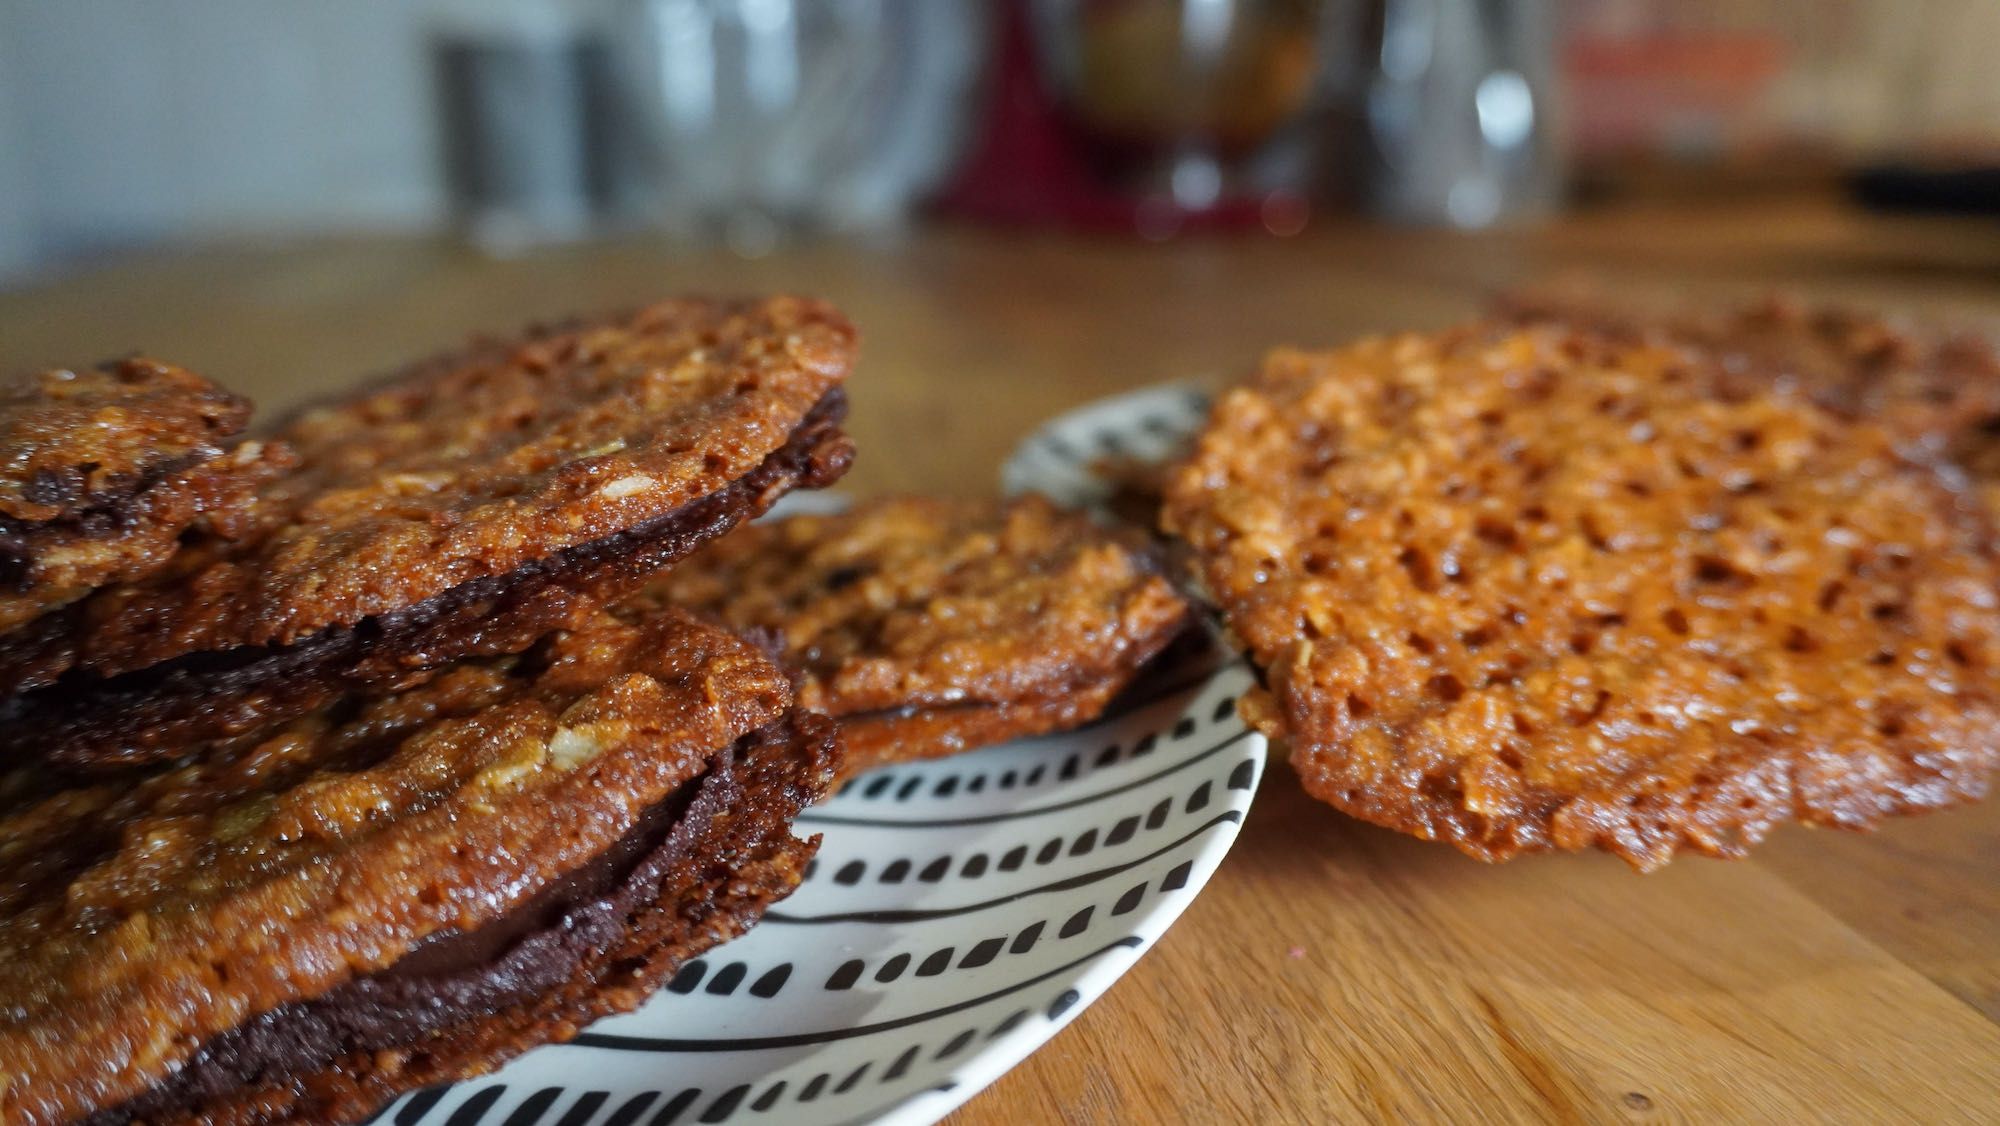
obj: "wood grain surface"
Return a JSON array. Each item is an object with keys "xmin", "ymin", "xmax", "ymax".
[{"xmin": 4, "ymin": 198, "xmax": 1997, "ymax": 1124}]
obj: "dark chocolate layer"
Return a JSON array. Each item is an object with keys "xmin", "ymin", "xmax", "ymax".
[
  {"xmin": 7, "ymin": 391, "xmax": 852, "ymax": 769},
  {"xmin": 0, "ymin": 449, "xmax": 212, "ymax": 567}
]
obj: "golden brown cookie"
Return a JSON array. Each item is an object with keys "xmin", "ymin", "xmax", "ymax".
[
  {"xmin": 1499, "ymin": 286, "xmax": 2000, "ymax": 457},
  {"xmin": 2, "ymin": 297, "xmax": 856, "ymax": 769},
  {"xmin": 649, "ymin": 495, "xmax": 1192, "ymax": 778},
  {"xmin": 830, "ymin": 683, "xmax": 1129, "ymax": 779},
  {"xmin": 1164, "ymin": 325, "xmax": 2000, "ymax": 870},
  {"xmin": 0, "ymin": 605, "xmax": 837, "ymax": 1126},
  {"xmin": 0, "ymin": 358, "xmax": 288, "ymax": 633}
]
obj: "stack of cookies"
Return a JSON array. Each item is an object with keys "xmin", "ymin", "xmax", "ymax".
[
  {"xmin": 0, "ymin": 298, "xmax": 1194, "ymax": 1126},
  {"xmin": 1161, "ymin": 301, "xmax": 2000, "ymax": 871}
]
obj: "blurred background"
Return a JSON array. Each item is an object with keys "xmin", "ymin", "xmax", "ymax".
[{"xmin": 1, "ymin": 0, "xmax": 1996, "ymax": 286}]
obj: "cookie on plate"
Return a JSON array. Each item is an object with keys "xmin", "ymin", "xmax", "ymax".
[
  {"xmin": 0, "ymin": 604, "xmax": 837, "ymax": 1126},
  {"xmin": 1, "ymin": 297, "xmax": 857, "ymax": 769},
  {"xmin": 0, "ymin": 358, "xmax": 288, "ymax": 633},
  {"xmin": 1164, "ymin": 324, "xmax": 2000, "ymax": 870},
  {"xmin": 650, "ymin": 494, "xmax": 1192, "ymax": 778}
]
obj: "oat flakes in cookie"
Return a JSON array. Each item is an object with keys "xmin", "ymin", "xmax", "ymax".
[
  {"xmin": 0, "ymin": 358, "xmax": 288, "ymax": 633},
  {"xmin": 1163, "ymin": 324, "xmax": 2000, "ymax": 870},
  {"xmin": 2, "ymin": 297, "xmax": 857, "ymax": 769},
  {"xmin": 650, "ymin": 494, "xmax": 1192, "ymax": 778},
  {"xmin": 0, "ymin": 604, "xmax": 837, "ymax": 1126}
]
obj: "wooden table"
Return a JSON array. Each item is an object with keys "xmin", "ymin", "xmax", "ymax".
[{"xmin": 6, "ymin": 199, "xmax": 1999, "ymax": 1123}]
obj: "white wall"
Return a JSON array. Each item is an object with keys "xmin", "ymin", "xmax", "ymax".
[
  {"xmin": 0, "ymin": 41, "xmax": 35, "ymax": 282},
  {"xmin": 0, "ymin": 0, "xmax": 445, "ymax": 268}
]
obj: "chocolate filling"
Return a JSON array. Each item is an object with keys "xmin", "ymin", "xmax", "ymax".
[
  {"xmin": 9, "ymin": 390, "xmax": 851, "ymax": 767},
  {"xmin": 1, "ymin": 447, "xmax": 217, "ymax": 535},
  {"xmin": 87, "ymin": 726, "xmax": 767, "ymax": 1126},
  {"xmin": 0, "ymin": 448, "xmax": 218, "ymax": 583}
]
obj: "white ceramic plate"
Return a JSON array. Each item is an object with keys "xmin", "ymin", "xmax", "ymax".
[
  {"xmin": 379, "ymin": 394, "xmax": 1259, "ymax": 1126},
  {"xmin": 999, "ymin": 381, "xmax": 1210, "ymax": 514}
]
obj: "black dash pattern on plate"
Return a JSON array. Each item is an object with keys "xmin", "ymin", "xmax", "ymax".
[
  {"xmin": 551, "ymin": 1091, "xmax": 608, "ymax": 1126},
  {"xmin": 442, "ymin": 1086, "xmax": 505, "ymax": 1126},
  {"xmin": 497, "ymin": 1087, "xmax": 561, "ymax": 1126}
]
